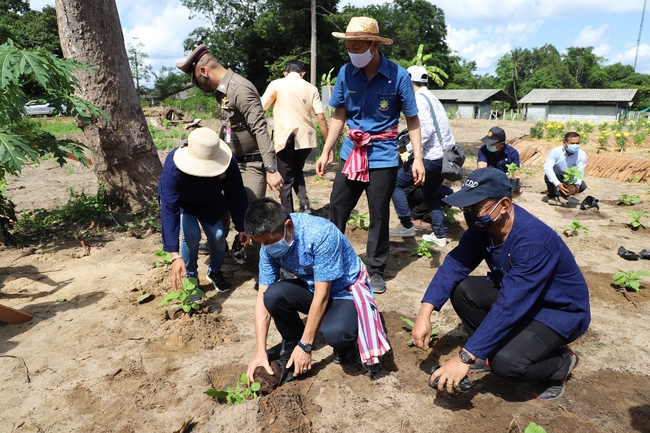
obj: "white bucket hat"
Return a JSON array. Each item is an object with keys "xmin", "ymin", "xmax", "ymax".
[{"xmin": 173, "ymin": 127, "xmax": 232, "ymax": 177}]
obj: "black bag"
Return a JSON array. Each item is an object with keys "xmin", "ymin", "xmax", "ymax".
[
  {"xmin": 580, "ymin": 195, "xmax": 599, "ymax": 210},
  {"xmin": 421, "ymin": 94, "xmax": 465, "ymax": 181}
]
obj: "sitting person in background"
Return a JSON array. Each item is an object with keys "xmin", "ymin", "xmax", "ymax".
[
  {"xmin": 477, "ymin": 126, "xmax": 522, "ymax": 193},
  {"xmin": 543, "ymin": 131, "xmax": 587, "ymax": 204},
  {"xmin": 245, "ymin": 198, "xmax": 390, "ymax": 383},
  {"xmin": 412, "ymin": 167, "xmax": 590, "ymax": 401}
]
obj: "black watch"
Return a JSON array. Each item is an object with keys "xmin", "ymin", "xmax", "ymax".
[
  {"xmin": 459, "ymin": 349, "xmax": 475, "ymax": 365},
  {"xmin": 265, "ymin": 165, "xmax": 276, "ymax": 173},
  {"xmin": 297, "ymin": 341, "xmax": 313, "ymax": 353}
]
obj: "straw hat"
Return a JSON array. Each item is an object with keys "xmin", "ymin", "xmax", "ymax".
[
  {"xmin": 173, "ymin": 127, "xmax": 232, "ymax": 177},
  {"xmin": 332, "ymin": 17, "xmax": 393, "ymax": 45}
]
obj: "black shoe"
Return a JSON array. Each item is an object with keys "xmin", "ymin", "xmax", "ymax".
[
  {"xmin": 640, "ymin": 249, "xmax": 650, "ymax": 260},
  {"xmin": 618, "ymin": 246, "xmax": 639, "ymax": 261},
  {"xmin": 333, "ymin": 346, "xmax": 355, "ymax": 365},
  {"xmin": 369, "ymin": 273, "xmax": 386, "ymax": 294},
  {"xmin": 206, "ymin": 270, "xmax": 232, "ymax": 292},
  {"xmin": 533, "ymin": 347, "xmax": 579, "ymax": 401},
  {"xmin": 266, "ymin": 340, "xmax": 297, "ymax": 361},
  {"xmin": 198, "ymin": 242, "xmax": 209, "ymax": 255},
  {"xmin": 300, "ymin": 204, "xmax": 312, "ymax": 214}
]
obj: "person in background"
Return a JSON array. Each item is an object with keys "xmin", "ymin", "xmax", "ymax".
[
  {"xmin": 543, "ymin": 131, "xmax": 587, "ymax": 204},
  {"xmin": 477, "ymin": 126, "xmax": 522, "ymax": 193},
  {"xmin": 159, "ymin": 127, "xmax": 250, "ymax": 292},
  {"xmin": 412, "ymin": 167, "xmax": 590, "ymax": 401},
  {"xmin": 315, "ymin": 16, "xmax": 425, "ymax": 294},
  {"xmin": 261, "ymin": 60, "xmax": 329, "ymax": 214}
]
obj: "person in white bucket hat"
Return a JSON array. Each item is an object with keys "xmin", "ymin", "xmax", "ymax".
[{"xmin": 159, "ymin": 127, "xmax": 250, "ymax": 293}]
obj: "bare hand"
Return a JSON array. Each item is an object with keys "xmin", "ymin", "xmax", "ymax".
[
  {"xmin": 247, "ymin": 351, "xmax": 274, "ymax": 383},
  {"xmin": 266, "ymin": 171, "xmax": 284, "ymax": 196},
  {"xmin": 238, "ymin": 231, "xmax": 251, "ymax": 246},
  {"xmin": 412, "ymin": 309, "xmax": 433, "ymax": 350},
  {"xmin": 412, "ymin": 158, "xmax": 426, "ymax": 186},
  {"xmin": 315, "ymin": 151, "xmax": 334, "ymax": 177},
  {"xmin": 557, "ymin": 183, "xmax": 570, "ymax": 196},
  {"xmin": 286, "ymin": 346, "xmax": 312, "ymax": 377},
  {"xmin": 429, "ymin": 356, "xmax": 470, "ymax": 394},
  {"xmin": 171, "ymin": 258, "xmax": 187, "ymax": 291}
]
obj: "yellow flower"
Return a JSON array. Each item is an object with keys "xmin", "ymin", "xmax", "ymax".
[
  {"xmin": 616, "ymin": 133, "xmax": 622, "ymax": 137},
  {"xmin": 624, "ymin": 132, "xmax": 630, "ymax": 137}
]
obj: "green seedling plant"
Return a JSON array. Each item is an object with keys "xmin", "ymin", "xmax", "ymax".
[
  {"xmin": 505, "ymin": 162, "xmax": 520, "ymax": 180},
  {"xmin": 443, "ymin": 205, "xmax": 459, "ymax": 224},
  {"xmin": 612, "ymin": 270, "xmax": 650, "ymax": 292},
  {"xmin": 628, "ymin": 210, "xmax": 648, "ymax": 229},
  {"xmin": 618, "ymin": 194, "xmax": 640, "ymax": 206},
  {"xmin": 563, "ymin": 220, "xmax": 589, "ymax": 237},
  {"xmin": 525, "ymin": 422, "xmax": 547, "ymax": 433},
  {"xmin": 347, "ymin": 212, "xmax": 369, "ymax": 230},
  {"xmin": 562, "ymin": 166, "xmax": 583, "ymax": 185},
  {"xmin": 157, "ymin": 277, "xmax": 205, "ymax": 313},
  {"xmin": 204, "ymin": 374, "xmax": 261, "ymax": 405},
  {"xmin": 411, "ymin": 239, "xmax": 434, "ymax": 258},
  {"xmin": 400, "ymin": 316, "xmax": 437, "ymax": 347},
  {"xmin": 154, "ymin": 244, "xmax": 171, "ymax": 267}
]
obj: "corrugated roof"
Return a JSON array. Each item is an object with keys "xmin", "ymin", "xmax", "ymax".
[
  {"xmin": 430, "ymin": 89, "xmax": 510, "ymax": 103},
  {"xmin": 519, "ymin": 89, "xmax": 637, "ymax": 103}
]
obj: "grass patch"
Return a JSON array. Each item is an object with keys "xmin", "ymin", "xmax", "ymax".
[
  {"xmin": 37, "ymin": 118, "xmax": 82, "ymax": 137},
  {"xmin": 148, "ymin": 122, "xmax": 187, "ymax": 150}
]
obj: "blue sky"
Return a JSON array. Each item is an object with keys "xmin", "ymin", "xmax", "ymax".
[{"xmin": 31, "ymin": 0, "xmax": 650, "ymax": 83}]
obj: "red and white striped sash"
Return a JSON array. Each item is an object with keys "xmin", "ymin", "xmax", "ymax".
[{"xmin": 342, "ymin": 126, "xmax": 399, "ymax": 182}]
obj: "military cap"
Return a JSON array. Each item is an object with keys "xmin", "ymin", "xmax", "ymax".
[{"xmin": 175, "ymin": 44, "xmax": 210, "ymax": 75}]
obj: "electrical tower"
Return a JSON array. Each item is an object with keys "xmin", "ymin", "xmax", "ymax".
[{"xmin": 635, "ymin": 0, "xmax": 647, "ymax": 71}]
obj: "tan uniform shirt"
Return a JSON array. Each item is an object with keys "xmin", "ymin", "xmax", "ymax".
[
  {"xmin": 261, "ymin": 72, "xmax": 324, "ymax": 153},
  {"xmin": 214, "ymin": 69, "xmax": 276, "ymax": 168}
]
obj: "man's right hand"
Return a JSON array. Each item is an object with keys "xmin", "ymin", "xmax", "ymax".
[
  {"xmin": 315, "ymin": 151, "xmax": 334, "ymax": 177},
  {"xmin": 557, "ymin": 183, "xmax": 570, "ymax": 196},
  {"xmin": 412, "ymin": 303, "xmax": 435, "ymax": 350},
  {"xmin": 171, "ymin": 258, "xmax": 187, "ymax": 291},
  {"xmin": 247, "ymin": 351, "xmax": 274, "ymax": 383},
  {"xmin": 266, "ymin": 171, "xmax": 284, "ymax": 196}
]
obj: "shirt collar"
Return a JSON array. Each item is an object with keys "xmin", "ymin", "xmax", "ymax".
[{"xmin": 216, "ymin": 68, "xmax": 235, "ymax": 95}]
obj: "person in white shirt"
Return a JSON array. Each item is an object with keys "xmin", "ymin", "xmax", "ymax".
[
  {"xmin": 543, "ymin": 132, "xmax": 587, "ymax": 203},
  {"xmin": 389, "ymin": 65, "xmax": 455, "ymax": 246}
]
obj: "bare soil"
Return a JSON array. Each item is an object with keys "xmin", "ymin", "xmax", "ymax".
[{"xmin": 2, "ymin": 119, "xmax": 650, "ymax": 433}]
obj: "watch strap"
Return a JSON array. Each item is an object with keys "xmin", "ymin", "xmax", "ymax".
[{"xmin": 297, "ymin": 341, "xmax": 312, "ymax": 353}]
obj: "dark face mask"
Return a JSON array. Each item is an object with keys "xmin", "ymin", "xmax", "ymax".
[{"xmin": 463, "ymin": 199, "xmax": 503, "ymax": 232}]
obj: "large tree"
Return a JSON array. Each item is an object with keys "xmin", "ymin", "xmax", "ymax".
[{"xmin": 54, "ymin": 0, "xmax": 161, "ymax": 210}]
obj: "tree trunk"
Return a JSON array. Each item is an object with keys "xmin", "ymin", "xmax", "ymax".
[
  {"xmin": 54, "ymin": 0, "xmax": 162, "ymax": 210},
  {"xmin": 310, "ymin": 0, "xmax": 316, "ymax": 87}
]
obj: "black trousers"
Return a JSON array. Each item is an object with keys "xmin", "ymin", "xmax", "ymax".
[
  {"xmin": 544, "ymin": 167, "xmax": 587, "ymax": 198},
  {"xmin": 263, "ymin": 279, "xmax": 358, "ymax": 350},
  {"xmin": 450, "ymin": 276, "xmax": 581, "ymax": 382},
  {"xmin": 329, "ymin": 161, "xmax": 398, "ymax": 276},
  {"xmin": 277, "ymin": 134, "xmax": 312, "ymax": 213}
]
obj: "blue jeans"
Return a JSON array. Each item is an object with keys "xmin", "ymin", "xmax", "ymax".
[
  {"xmin": 392, "ymin": 157, "xmax": 447, "ymax": 238},
  {"xmin": 180, "ymin": 214, "xmax": 226, "ymax": 278}
]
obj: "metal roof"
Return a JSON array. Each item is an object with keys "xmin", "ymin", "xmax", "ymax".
[
  {"xmin": 430, "ymin": 89, "xmax": 514, "ymax": 103},
  {"xmin": 519, "ymin": 89, "xmax": 638, "ymax": 104}
]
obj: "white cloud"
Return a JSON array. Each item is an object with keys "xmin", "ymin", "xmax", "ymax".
[{"xmin": 573, "ymin": 24, "xmax": 610, "ymax": 47}]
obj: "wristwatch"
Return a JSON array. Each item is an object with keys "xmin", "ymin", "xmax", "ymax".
[
  {"xmin": 265, "ymin": 165, "xmax": 276, "ymax": 173},
  {"xmin": 297, "ymin": 341, "xmax": 313, "ymax": 353},
  {"xmin": 459, "ymin": 348, "xmax": 475, "ymax": 365}
]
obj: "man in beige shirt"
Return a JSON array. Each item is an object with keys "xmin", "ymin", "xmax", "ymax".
[{"xmin": 261, "ymin": 60, "xmax": 329, "ymax": 213}]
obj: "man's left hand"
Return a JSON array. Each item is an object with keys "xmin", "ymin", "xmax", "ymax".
[
  {"xmin": 266, "ymin": 171, "xmax": 284, "ymax": 196},
  {"xmin": 429, "ymin": 355, "xmax": 471, "ymax": 394},
  {"xmin": 286, "ymin": 346, "xmax": 312, "ymax": 377},
  {"xmin": 412, "ymin": 158, "xmax": 426, "ymax": 186},
  {"xmin": 238, "ymin": 231, "xmax": 251, "ymax": 246}
]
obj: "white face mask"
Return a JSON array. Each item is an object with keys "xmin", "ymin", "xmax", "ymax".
[{"xmin": 348, "ymin": 47, "xmax": 374, "ymax": 68}]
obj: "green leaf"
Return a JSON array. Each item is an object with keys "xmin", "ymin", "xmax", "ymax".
[
  {"xmin": 400, "ymin": 317, "xmax": 415, "ymax": 329},
  {"xmin": 240, "ymin": 373, "xmax": 249, "ymax": 384},
  {"xmin": 525, "ymin": 422, "xmax": 547, "ymax": 433},
  {"xmin": 157, "ymin": 291, "xmax": 181, "ymax": 306},
  {"xmin": 250, "ymin": 382, "xmax": 261, "ymax": 392},
  {"xmin": 55, "ymin": 298, "xmax": 67, "ymax": 303},
  {"xmin": 204, "ymin": 388, "xmax": 229, "ymax": 398},
  {"xmin": 636, "ymin": 270, "xmax": 650, "ymax": 277},
  {"xmin": 137, "ymin": 293, "xmax": 153, "ymax": 303},
  {"xmin": 182, "ymin": 304, "xmax": 191, "ymax": 313}
]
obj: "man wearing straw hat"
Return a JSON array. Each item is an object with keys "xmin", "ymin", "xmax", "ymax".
[
  {"xmin": 159, "ymin": 127, "xmax": 250, "ymax": 292},
  {"xmin": 316, "ymin": 16, "xmax": 425, "ymax": 294}
]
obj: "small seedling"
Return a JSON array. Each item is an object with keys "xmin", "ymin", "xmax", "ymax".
[
  {"xmin": 347, "ymin": 212, "xmax": 369, "ymax": 230},
  {"xmin": 563, "ymin": 220, "xmax": 589, "ymax": 237},
  {"xmin": 411, "ymin": 239, "xmax": 434, "ymax": 258},
  {"xmin": 400, "ymin": 316, "xmax": 437, "ymax": 346},
  {"xmin": 442, "ymin": 205, "xmax": 459, "ymax": 224},
  {"xmin": 525, "ymin": 423, "xmax": 547, "ymax": 433},
  {"xmin": 505, "ymin": 162, "xmax": 520, "ymax": 179},
  {"xmin": 612, "ymin": 270, "xmax": 650, "ymax": 292},
  {"xmin": 562, "ymin": 166, "xmax": 583, "ymax": 185},
  {"xmin": 154, "ymin": 244, "xmax": 172, "ymax": 267},
  {"xmin": 628, "ymin": 210, "xmax": 648, "ymax": 229},
  {"xmin": 618, "ymin": 194, "xmax": 641, "ymax": 206},
  {"xmin": 204, "ymin": 374, "xmax": 261, "ymax": 405},
  {"xmin": 158, "ymin": 277, "xmax": 206, "ymax": 313}
]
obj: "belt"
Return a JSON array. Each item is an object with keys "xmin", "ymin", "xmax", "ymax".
[
  {"xmin": 230, "ymin": 123, "xmax": 248, "ymax": 132},
  {"xmin": 236, "ymin": 153, "xmax": 263, "ymax": 163}
]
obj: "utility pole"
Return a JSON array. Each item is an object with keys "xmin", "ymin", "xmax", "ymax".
[
  {"xmin": 310, "ymin": 0, "xmax": 316, "ymax": 86},
  {"xmin": 635, "ymin": 0, "xmax": 647, "ymax": 72}
]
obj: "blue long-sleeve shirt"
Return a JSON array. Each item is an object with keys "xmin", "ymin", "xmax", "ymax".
[
  {"xmin": 477, "ymin": 144, "xmax": 520, "ymax": 173},
  {"xmin": 422, "ymin": 204, "xmax": 590, "ymax": 359},
  {"xmin": 159, "ymin": 147, "xmax": 248, "ymax": 252}
]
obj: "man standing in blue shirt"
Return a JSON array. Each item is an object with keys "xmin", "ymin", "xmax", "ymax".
[
  {"xmin": 477, "ymin": 126, "xmax": 520, "ymax": 173},
  {"xmin": 315, "ymin": 16, "xmax": 425, "ymax": 294},
  {"xmin": 543, "ymin": 132, "xmax": 588, "ymax": 203},
  {"xmin": 412, "ymin": 167, "xmax": 590, "ymax": 401}
]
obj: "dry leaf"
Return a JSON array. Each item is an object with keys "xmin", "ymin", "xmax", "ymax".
[
  {"xmin": 45, "ymin": 386, "xmax": 58, "ymax": 390},
  {"xmin": 74, "ymin": 355, "xmax": 91, "ymax": 361}
]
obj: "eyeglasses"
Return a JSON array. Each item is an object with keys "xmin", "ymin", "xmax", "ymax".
[{"xmin": 461, "ymin": 199, "xmax": 502, "ymax": 216}]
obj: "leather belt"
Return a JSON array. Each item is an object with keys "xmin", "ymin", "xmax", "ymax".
[{"xmin": 236, "ymin": 153, "xmax": 263, "ymax": 163}]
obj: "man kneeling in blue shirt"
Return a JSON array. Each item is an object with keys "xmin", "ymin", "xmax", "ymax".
[
  {"xmin": 245, "ymin": 198, "xmax": 390, "ymax": 383},
  {"xmin": 412, "ymin": 167, "xmax": 590, "ymax": 401}
]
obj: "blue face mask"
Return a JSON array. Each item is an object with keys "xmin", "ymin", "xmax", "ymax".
[
  {"xmin": 463, "ymin": 199, "xmax": 503, "ymax": 231},
  {"xmin": 264, "ymin": 228, "xmax": 293, "ymax": 257},
  {"xmin": 567, "ymin": 144, "xmax": 580, "ymax": 154},
  {"xmin": 486, "ymin": 144, "xmax": 498, "ymax": 153}
]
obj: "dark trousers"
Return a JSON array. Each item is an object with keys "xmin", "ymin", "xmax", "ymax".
[
  {"xmin": 544, "ymin": 168, "xmax": 587, "ymax": 198},
  {"xmin": 277, "ymin": 134, "xmax": 312, "ymax": 213},
  {"xmin": 329, "ymin": 161, "xmax": 398, "ymax": 276},
  {"xmin": 263, "ymin": 279, "xmax": 358, "ymax": 350},
  {"xmin": 450, "ymin": 276, "xmax": 581, "ymax": 382}
]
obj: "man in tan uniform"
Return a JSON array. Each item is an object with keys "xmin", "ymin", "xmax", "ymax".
[{"xmin": 261, "ymin": 60, "xmax": 329, "ymax": 213}]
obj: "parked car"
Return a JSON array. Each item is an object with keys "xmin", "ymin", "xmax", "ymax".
[{"xmin": 24, "ymin": 101, "xmax": 66, "ymax": 116}]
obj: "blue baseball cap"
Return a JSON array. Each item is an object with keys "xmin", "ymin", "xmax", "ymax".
[{"xmin": 443, "ymin": 167, "xmax": 512, "ymax": 208}]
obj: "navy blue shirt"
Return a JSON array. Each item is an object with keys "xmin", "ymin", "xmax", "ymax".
[
  {"xmin": 422, "ymin": 204, "xmax": 590, "ymax": 359},
  {"xmin": 159, "ymin": 147, "xmax": 248, "ymax": 252},
  {"xmin": 477, "ymin": 144, "xmax": 520, "ymax": 173}
]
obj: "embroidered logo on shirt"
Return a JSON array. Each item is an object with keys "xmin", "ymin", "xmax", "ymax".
[{"xmin": 379, "ymin": 99, "xmax": 389, "ymax": 111}]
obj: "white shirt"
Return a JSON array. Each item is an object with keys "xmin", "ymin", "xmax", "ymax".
[
  {"xmin": 544, "ymin": 145, "xmax": 588, "ymax": 186},
  {"xmin": 414, "ymin": 88, "xmax": 454, "ymax": 160}
]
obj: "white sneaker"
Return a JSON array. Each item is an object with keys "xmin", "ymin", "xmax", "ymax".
[
  {"xmin": 422, "ymin": 233, "xmax": 447, "ymax": 247},
  {"xmin": 389, "ymin": 223, "xmax": 416, "ymax": 237}
]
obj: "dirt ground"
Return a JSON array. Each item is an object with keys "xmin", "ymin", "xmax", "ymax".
[{"xmin": 2, "ymin": 119, "xmax": 650, "ymax": 433}]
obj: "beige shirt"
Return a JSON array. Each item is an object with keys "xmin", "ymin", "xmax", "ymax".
[{"xmin": 261, "ymin": 72, "xmax": 324, "ymax": 153}]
